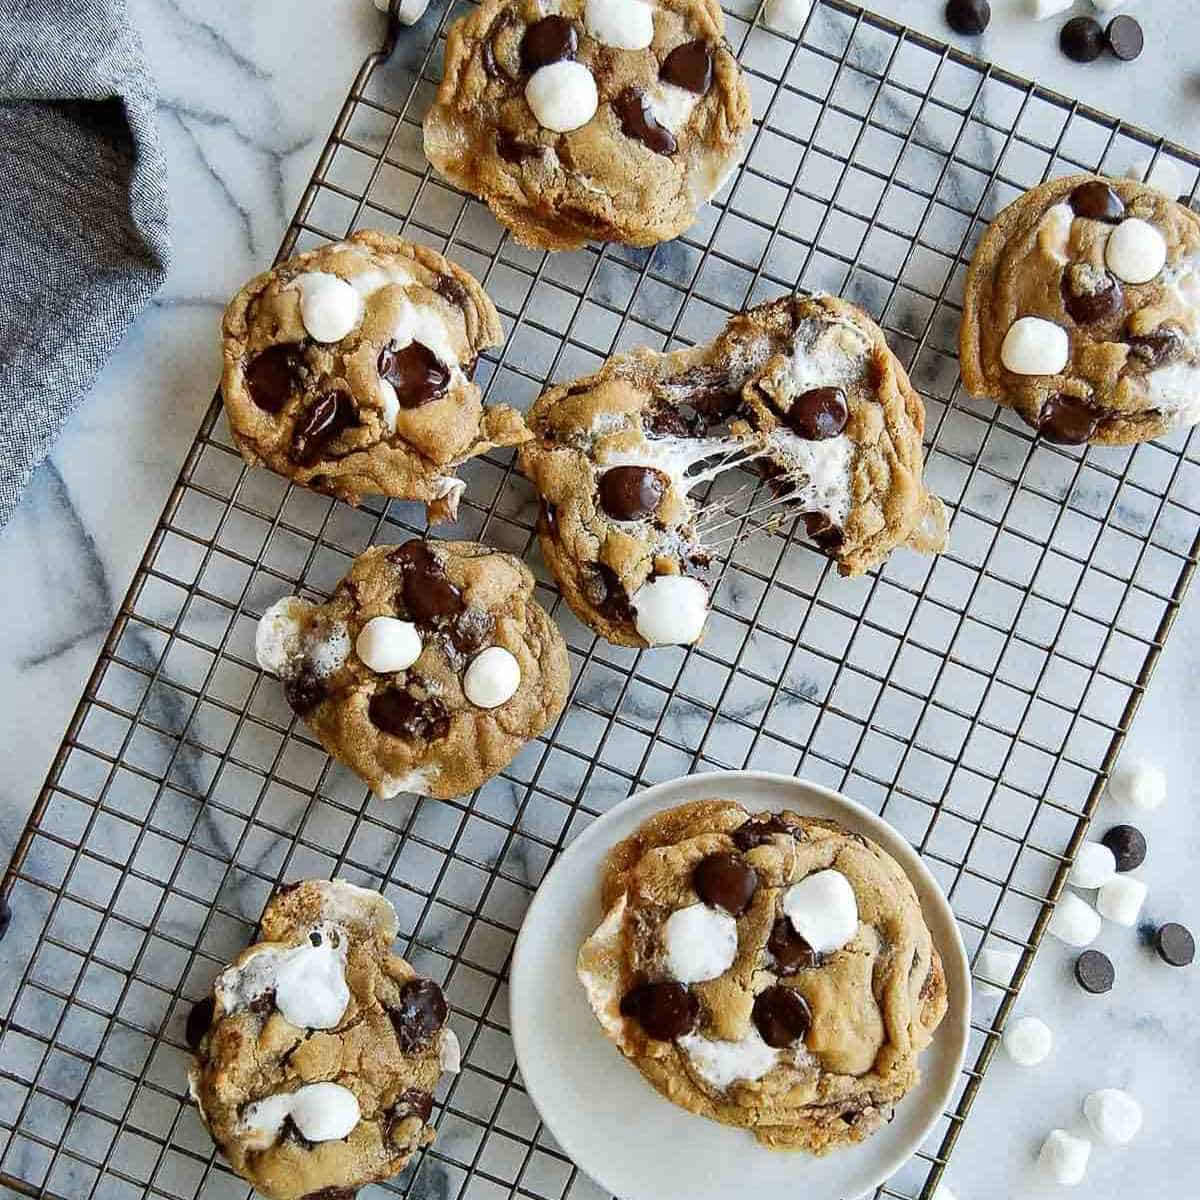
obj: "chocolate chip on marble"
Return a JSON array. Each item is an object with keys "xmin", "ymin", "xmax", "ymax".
[
  {"xmin": 1101, "ymin": 824, "xmax": 1147, "ymax": 872},
  {"xmin": 291, "ymin": 388, "xmax": 357, "ymax": 466},
  {"xmin": 378, "ymin": 342, "xmax": 451, "ymax": 408},
  {"xmin": 186, "ymin": 995, "xmax": 216, "ymax": 1050},
  {"xmin": 752, "ymin": 984, "xmax": 812, "ymax": 1048},
  {"xmin": 368, "ymin": 688, "xmax": 451, "ymax": 742},
  {"xmin": 619, "ymin": 980, "xmax": 699, "ymax": 1040},
  {"xmin": 693, "ymin": 852, "xmax": 759, "ymax": 916},
  {"xmin": 246, "ymin": 344, "xmax": 306, "ymax": 413},
  {"xmin": 1106, "ymin": 15, "xmax": 1144, "ymax": 62},
  {"xmin": 785, "ymin": 386, "xmax": 849, "ymax": 440},
  {"xmin": 390, "ymin": 978, "xmax": 448, "ymax": 1051},
  {"xmin": 614, "ymin": 88, "xmax": 678, "ymax": 156},
  {"xmin": 944, "ymin": 0, "xmax": 990, "ymax": 35},
  {"xmin": 598, "ymin": 465, "xmax": 668, "ymax": 521},
  {"xmin": 1154, "ymin": 922, "xmax": 1195, "ymax": 967},
  {"xmin": 521, "ymin": 16, "xmax": 578, "ymax": 72},
  {"xmin": 1074, "ymin": 948, "xmax": 1115, "ymax": 994},
  {"xmin": 1068, "ymin": 180, "xmax": 1125, "ymax": 223},
  {"xmin": 660, "ymin": 40, "xmax": 713, "ymax": 94},
  {"xmin": 1061, "ymin": 264, "xmax": 1123, "ymax": 325},
  {"xmin": 1037, "ymin": 394, "xmax": 1101, "ymax": 445},
  {"xmin": 1060, "ymin": 16, "xmax": 1105, "ymax": 63}
]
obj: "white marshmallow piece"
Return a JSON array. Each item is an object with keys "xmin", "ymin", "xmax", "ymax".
[
  {"xmin": 1038, "ymin": 1129, "xmax": 1091, "ymax": 1187},
  {"xmin": 1107, "ymin": 760, "xmax": 1166, "ymax": 810},
  {"xmin": 373, "ymin": 0, "xmax": 430, "ymax": 20},
  {"xmin": 291, "ymin": 272, "xmax": 364, "ymax": 343},
  {"xmin": 1096, "ymin": 875, "xmax": 1147, "ymax": 927},
  {"xmin": 255, "ymin": 596, "xmax": 310, "ymax": 675},
  {"xmin": 1003, "ymin": 1016, "xmax": 1053, "ymax": 1066},
  {"xmin": 662, "ymin": 903, "xmax": 738, "ymax": 983},
  {"xmin": 1031, "ymin": 0, "xmax": 1073, "ymax": 18},
  {"xmin": 781, "ymin": 869, "xmax": 859, "ymax": 955},
  {"xmin": 677, "ymin": 1027, "xmax": 779, "ymax": 1090},
  {"xmin": 585, "ymin": 0, "xmax": 655, "ymax": 49},
  {"xmin": 241, "ymin": 1082, "xmax": 360, "ymax": 1145},
  {"xmin": 1091, "ymin": 0, "xmax": 1130, "ymax": 11},
  {"xmin": 1083, "ymin": 1088, "xmax": 1143, "ymax": 1145},
  {"xmin": 356, "ymin": 616, "xmax": 422, "ymax": 674},
  {"xmin": 1047, "ymin": 891, "xmax": 1102, "ymax": 947},
  {"xmin": 763, "ymin": 0, "xmax": 812, "ymax": 37},
  {"xmin": 976, "ymin": 944, "xmax": 1021, "ymax": 997},
  {"xmin": 1000, "ymin": 317, "xmax": 1070, "ymax": 376},
  {"xmin": 525, "ymin": 61, "xmax": 599, "ymax": 133},
  {"xmin": 632, "ymin": 575, "xmax": 709, "ymax": 645},
  {"xmin": 463, "ymin": 646, "xmax": 522, "ymax": 709},
  {"xmin": 1069, "ymin": 842, "xmax": 1117, "ymax": 890},
  {"xmin": 440, "ymin": 1028, "xmax": 462, "ymax": 1074},
  {"xmin": 1106, "ymin": 218, "xmax": 1168, "ymax": 285},
  {"xmin": 1127, "ymin": 156, "xmax": 1184, "ymax": 199}
]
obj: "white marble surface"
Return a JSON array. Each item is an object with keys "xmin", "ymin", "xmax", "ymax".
[{"xmin": 1, "ymin": 1, "xmax": 1198, "ymax": 1197}]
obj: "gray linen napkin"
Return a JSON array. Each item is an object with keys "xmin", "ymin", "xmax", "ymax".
[{"xmin": 0, "ymin": 0, "xmax": 171, "ymax": 529}]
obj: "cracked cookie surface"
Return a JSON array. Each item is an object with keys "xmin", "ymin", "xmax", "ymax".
[
  {"xmin": 577, "ymin": 800, "xmax": 948, "ymax": 1153},
  {"xmin": 189, "ymin": 880, "xmax": 459, "ymax": 1200},
  {"xmin": 422, "ymin": 0, "xmax": 751, "ymax": 250},
  {"xmin": 221, "ymin": 230, "xmax": 528, "ymax": 519}
]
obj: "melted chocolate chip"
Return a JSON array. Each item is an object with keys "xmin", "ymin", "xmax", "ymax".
[
  {"xmin": 185, "ymin": 995, "xmax": 215, "ymax": 1050},
  {"xmin": 369, "ymin": 688, "xmax": 451, "ymax": 742},
  {"xmin": 1126, "ymin": 326, "xmax": 1182, "ymax": 370},
  {"xmin": 450, "ymin": 608, "xmax": 495, "ymax": 657},
  {"xmin": 497, "ymin": 131, "xmax": 541, "ymax": 164},
  {"xmin": 390, "ymin": 978, "xmax": 448, "ymax": 1051},
  {"xmin": 803, "ymin": 511, "xmax": 844, "ymax": 551},
  {"xmin": 301, "ymin": 1189, "xmax": 358, "ymax": 1200},
  {"xmin": 1068, "ymin": 180, "xmax": 1125, "ymax": 223},
  {"xmin": 291, "ymin": 389, "xmax": 357, "ymax": 466},
  {"xmin": 693, "ymin": 852, "xmax": 759, "ymax": 916},
  {"xmin": 768, "ymin": 917, "xmax": 819, "ymax": 971},
  {"xmin": 389, "ymin": 541, "xmax": 465, "ymax": 622},
  {"xmin": 660, "ymin": 40, "xmax": 713, "ymax": 94},
  {"xmin": 731, "ymin": 813, "xmax": 796, "ymax": 851},
  {"xmin": 521, "ymin": 16, "xmax": 577, "ymax": 72},
  {"xmin": 1061, "ymin": 266, "xmax": 1123, "ymax": 325},
  {"xmin": 752, "ymin": 985, "xmax": 812, "ymax": 1048},
  {"xmin": 598, "ymin": 466, "xmax": 668, "ymax": 521},
  {"xmin": 593, "ymin": 561, "xmax": 634, "ymax": 622},
  {"xmin": 435, "ymin": 274, "xmax": 469, "ymax": 310},
  {"xmin": 619, "ymin": 981, "xmax": 698, "ymax": 1040},
  {"xmin": 1037, "ymin": 395, "xmax": 1100, "ymax": 445},
  {"xmin": 614, "ymin": 88, "xmax": 678, "ymax": 156},
  {"xmin": 645, "ymin": 404, "xmax": 696, "ymax": 438},
  {"xmin": 393, "ymin": 1088, "xmax": 434, "ymax": 1124},
  {"xmin": 282, "ymin": 1116, "xmax": 313, "ymax": 1149},
  {"xmin": 786, "ymin": 387, "xmax": 849, "ymax": 440},
  {"xmin": 246, "ymin": 344, "xmax": 305, "ymax": 413},
  {"xmin": 284, "ymin": 667, "xmax": 327, "ymax": 716},
  {"xmin": 378, "ymin": 342, "xmax": 451, "ymax": 408}
]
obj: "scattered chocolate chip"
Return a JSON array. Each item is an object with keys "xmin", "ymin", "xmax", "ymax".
[
  {"xmin": 393, "ymin": 1087, "xmax": 434, "ymax": 1124},
  {"xmin": 1061, "ymin": 265, "xmax": 1123, "ymax": 325},
  {"xmin": 1101, "ymin": 824, "xmax": 1147, "ymax": 872},
  {"xmin": 284, "ymin": 667, "xmax": 327, "ymax": 716},
  {"xmin": 246, "ymin": 344, "xmax": 305, "ymax": 413},
  {"xmin": 614, "ymin": 88, "xmax": 678, "ymax": 156},
  {"xmin": 185, "ymin": 995, "xmax": 216, "ymax": 1050},
  {"xmin": 434, "ymin": 274, "xmax": 469, "ymax": 310},
  {"xmin": 752, "ymin": 985, "xmax": 812, "ymax": 1048},
  {"xmin": 1106, "ymin": 14, "xmax": 1143, "ymax": 62},
  {"xmin": 1126, "ymin": 326, "xmax": 1181, "ymax": 370},
  {"xmin": 944, "ymin": 0, "xmax": 990, "ymax": 35},
  {"xmin": 1068, "ymin": 180, "xmax": 1125, "ymax": 223},
  {"xmin": 389, "ymin": 541, "xmax": 464, "ymax": 622},
  {"xmin": 291, "ymin": 388, "xmax": 357, "ymax": 466},
  {"xmin": 620, "ymin": 981, "xmax": 698, "ymax": 1040},
  {"xmin": 369, "ymin": 688, "xmax": 451, "ymax": 742},
  {"xmin": 768, "ymin": 917, "xmax": 819, "ymax": 971},
  {"xmin": 1060, "ymin": 16, "xmax": 1105, "ymax": 63},
  {"xmin": 496, "ymin": 131, "xmax": 542, "ymax": 164},
  {"xmin": 660, "ymin": 40, "xmax": 713, "ymax": 94},
  {"xmin": 598, "ymin": 465, "xmax": 668, "ymax": 522},
  {"xmin": 731, "ymin": 813, "xmax": 796, "ymax": 851},
  {"xmin": 378, "ymin": 341, "xmax": 451, "ymax": 408},
  {"xmin": 786, "ymin": 387, "xmax": 849, "ymax": 440},
  {"xmin": 1037, "ymin": 395, "xmax": 1100, "ymax": 445},
  {"xmin": 1154, "ymin": 922, "xmax": 1195, "ymax": 967},
  {"xmin": 1074, "ymin": 948, "xmax": 1115, "ymax": 994},
  {"xmin": 521, "ymin": 15, "xmax": 577, "ymax": 72},
  {"xmin": 693, "ymin": 852, "xmax": 759, "ymax": 916},
  {"xmin": 390, "ymin": 978, "xmax": 448, "ymax": 1051}
]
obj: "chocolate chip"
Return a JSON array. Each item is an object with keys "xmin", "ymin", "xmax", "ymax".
[
  {"xmin": 1037, "ymin": 395, "xmax": 1100, "ymax": 445},
  {"xmin": 786, "ymin": 387, "xmax": 849, "ymax": 440},
  {"xmin": 393, "ymin": 1088, "xmax": 434, "ymax": 1124},
  {"xmin": 521, "ymin": 16, "xmax": 577, "ymax": 72},
  {"xmin": 1154, "ymin": 922, "xmax": 1195, "ymax": 967},
  {"xmin": 291, "ymin": 388, "xmax": 357, "ymax": 466},
  {"xmin": 435, "ymin": 274, "xmax": 469, "ymax": 310},
  {"xmin": 450, "ymin": 609, "xmax": 495, "ymax": 657},
  {"xmin": 592, "ymin": 561, "xmax": 634, "ymax": 623},
  {"xmin": 1068, "ymin": 180, "xmax": 1125, "ymax": 223},
  {"xmin": 378, "ymin": 342, "xmax": 451, "ymax": 408},
  {"xmin": 731, "ymin": 813, "xmax": 796, "ymax": 851},
  {"xmin": 284, "ymin": 667, "xmax": 327, "ymax": 716},
  {"xmin": 390, "ymin": 978, "xmax": 448, "ymax": 1051},
  {"xmin": 1101, "ymin": 824, "xmax": 1147, "ymax": 872},
  {"xmin": 803, "ymin": 511, "xmax": 844, "ymax": 551},
  {"xmin": 598, "ymin": 466, "xmax": 668, "ymax": 521},
  {"xmin": 614, "ymin": 88, "xmax": 677, "ymax": 156},
  {"xmin": 768, "ymin": 917, "xmax": 819, "ymax": 971},
  {"xmin": 1126, "ymin": 326, "xmax": 1181, "ymax": 370},
  {"xmin": 1106, "ymin": 14, "xmax": 1143, "ymax": 61},
  {"xmin": 1060, "ymin": 16, "xmax": 1105, "ymax": 63},
  {"xmin": 185, "ymin": 995, "xmax": 216, "ymax": 1050},
  {"xmin": 389, "ymin": 541, "xmax": 464, "ymax": 622},
  {"xmin": 1074, "ymin": 948, "xmax": 1115, "ymax": 994},
  {"xmin": 1061, "ymin": 265, "xmax": 1123, "ymax": 325},
  {"xmin": 660, "ymin": 40, "xmax": 713, "ymax": 94},
  {"xmin": 693, "ymin": 852, "xmax": 759, "ymax": 916},
  {"xmin": 369, "ymin": 688, "xmax": 451, "ymax": 742},
  {"xmin": 752, "ymin": 985, "xmax": 812, "ymax": 1048},
  {"xmin": 619, "ymin": 981, "xmax": 698, "ymax": 1040},
  {"xmin": 496, "ymin": 131, "xmax": 541, "ymax": 164},
  {"xmin": 944, "ymin": 0, "xmax": 990, "ymax": 35},
  {"xmin": 282, "ymin": 1116, "xmax": 314, "ymax": 1149},
  {"xmin": 246, "ymin": 344, "xmax": 305, "ymax": 413}
]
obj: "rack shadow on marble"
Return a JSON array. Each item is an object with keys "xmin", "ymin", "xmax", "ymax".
[{"xmin": 3, "ymin": 1, "xmax": 1199, "ymax": 1198}]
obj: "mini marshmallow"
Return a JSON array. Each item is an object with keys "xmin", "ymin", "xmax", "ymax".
[
  {"xmin": 1038, "ymin": 1129, "xmax": 1091, "ymax": 1187},
  {"xmin": 463, "ymin": 646, "xmax": 521, "ymax": 709},
  {"xmin": 440, "ymin": 1028, "xmax": 462, "ymax": 1074},
  {"xmin": 632, "ymin": 575, "xmax": 709, "ymax": 645},
  {"xmin": 1083, "ymin": 1087, "xmax": 1143, "ymax": 1145},
  {"xmin": 1106, "ymin": 218, "xmax": 1168, "ymax": 285},
  {"xmin": 1000, "ymin": 317, "xmax": 1070, "ymax": 376},
  {"xmin": 663, "ymin": 903, "xmax": 739, "ymax": 983},
  {"xmin": 1031, "ymin": 0, "xmax": 1073, "ymax": 18},
  {"xmin": 585, "ymin": 0, "xmax": 655, "ymax": 49},
  {"xmin": 1047, "ymin": 891, "xmax": 1102, "ymax": 947},
  {"xmin": 356, "ymin": 616, "xmax": 422, "ymax": 674},
  {"xmin": 678, "ymin": 1027, "xmax": 779, "ymax": 1089},
  {"xmin": 1127, "ymin": 156, "xmax": 1184, "ymax": 198},
  {"xmin": 763, "ymin": 0, "xmax": 813, "ymax": 37},
  {"xmin": 291, "ymin": 272, "xmax": 364, "ymax": 343},
  {"xmin": 1107, "ymin": 760, "xmax": 1166, "ymax": 810},
  {"xmin": 242, "ymin": 1082, "xmax": 360, "ymax": 1144},
  {"xmin": 781, "ymin": 869, "xmax": 859, "ymax": 955},
  {"xmin": 1096, "ymin": 875, "xmax": 1147, "ymax": 926},
  {"xmin": 1069, "ymin": 842, "xmax": 1117, "ymax": 890},
  {"xmin": 1091, "ymin": 0, "xmax": 1130, "ymax": 11},
  {"xmin": 976, "ymin": 944, "xmax": 1022, "ymax": 997},
  {"xmin": 1003, "ymin": 1016, "xmax": 1053, "ymax": 1066},
  {"xmin": 525, "ymin": 61, "xmax": 599, "ymax": 133}
]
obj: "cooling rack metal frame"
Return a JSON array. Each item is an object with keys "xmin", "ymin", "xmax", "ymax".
[{"xmin": 3, "ymin": 2, "xmax": 1199, "ymax": 1198}]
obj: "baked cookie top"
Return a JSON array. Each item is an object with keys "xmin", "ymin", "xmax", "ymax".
[
  {"xmin": 960, "ymin": 174, "xmax": 1200, "ymax": 445},
  {"xmin": 577, "ymin": 801, "xmax": 948, "ymax": 1154},
  {"xmin": 518, "ymin": 293, "xmax": 946, "ymax": 647},
  {"xmin": 189, "ymin": 880, "xmax": 459, "ymax": 1200},
  {"xmin": 221, "ymin": 230, "xmax": 528, "ymax": 519},
  {"xmin": 255, "ymin": 539, "xmax": 570, "ymax": 800},
  {"xmin": 422, "ymin": 0, "xmax": 752, "ymax": 250}
]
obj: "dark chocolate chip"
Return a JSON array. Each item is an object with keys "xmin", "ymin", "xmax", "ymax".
[
  {"xmin": 291, "ymin": 388, "xmax": 357, "ymax": 466},
  {"xmin": 598, "ymin": 465, "xmax": 668, "ymax": 521},
  {"xmin": 1105, "ymin": 14, "xmax": 1143, "ymax": 62},
  {"xmin": 1154, "ymin": 922, "xmax": 1195, "ymax": 967},
  {"xmin": 389, "ymin": 541, "xmax": 465, "ymax": 622},
  {"xmin": 1101, "ymin": 824, "xmax": 1147, "ymax": 872},
  {"xmin": 1060, "ymin": 16, "xmax": 1105, "ymax": 63},
  {"xmin": 645, "ymin": 404, "xmax": 696, "ymax": 438},
  {"xmin": 619, "ymin": 981, "xmax": 698, "ymax": 1040},
  {"xmin": 301, "ymin": 1190, "xmax": 358, "ymax": 1200},
  {"xmin": 803, "ymin": 511, "xmax": 844, "ymax": 551},
  {"xmin": 435, "ymin": 274, "xmax": 469, "ymax": 310},
  {"xmin": 731, "ymin": 813, "xmax": 797, "ymax": 851},
  {"xmin": 369, "ymin": 688, "xmax": 451, "ymax": 742},
  {"xmin": 390, "ymin": 978, "xmax": 448, "ymax": 1051},
  {"xmin": 593, "ymin": 561, "xmax": 634, "ymax": 623},
  {"xmin": 1068, "ymin": 180, "xmax": 1125, "ymax": 223},
  {"xmin": 1037, "ymin": 394, "xmax": 1101, "ymax": 445},
  {"xmin": 378, "ymin": 342, "xmax": 451, "ymax": 408},
  {"xmin": 1061, "ymin": 266, "xmax": 1123, "ymax": 325},
  {"xmin": 0, "ymin": 895, "xmax": 10, "ymax": 943},
  {"xmin": 752, "ymin": 984, "xmax": 812, "ymax": 1048},
  {"xmin": 1074, "ymin": 948, "xmax": 1115, "ymax": 994},
  {"xmin": 768, "ymin": 917, "xmax": 819, "ymax": 971},
  {"xmin": 660, "ymin": 40, "xmax": 713, "ymax": 94},
  {"xmin": 693, "ymin": 852, "xmax": 759, "ymax": 916},
  {"xmin": 1126, "ymin": 326, "xmax": 1182, "ymax": 370},
  {"xmin": 944, "ymin": 0, "xmax": 990, "ymax": 35},
  {"xmin": 450, "ymin": 609, "xmax": 495, "ymax": 657},
  {"xmin": 246, "ymin": 344, "xmax": 305, "ymax": 413},
  {"xmin": 786, "ymin": 386, "xmax": 849, "ymax": 440},
  {"xmin": 521, "ymin": 16, "xmax": 578, "ymax": 72},
  {"xmin": 614, "ymin": 88, "xmax": 678, "ymax": 156},
  {"xmin": 284, "ymin": 667, "xmax": 327, "ymax": 716},
  {"xmin": 496, "ymin": 131, "xmax": 542, "ymax": 164},
  {"xmin": 282, "ymin": 1116, "xmax": 314, "ymax": 1149},
  {"xmin": 393, "ymin": 1087, "xmax": 434, "ymax": 1124},
  {"xmin": 186, "ymin": 995, "xmax": 216, "ymax": 1050}
]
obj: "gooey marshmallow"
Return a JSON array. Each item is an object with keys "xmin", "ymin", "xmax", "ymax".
[
  {"xmin": 290, "ymin": 272, "xmax": 364, "ymax": 343},
  {"xmin": 1069, "ymin": 841, "xmax": 1117, "ymax": 890},
  {"xmin": 1106, "ymin": 218, "xmax": 1167, "ymax": 285},
  {"xmin": 1096, "ymin": 875, "xmax": 1147, "ymax": 927},
  {"xmin": 678, "ymin": 1027, "xmax": 779, "ymax": 1090},
  {"xmin": 1047, "ymin": 891, "xmax": 1101, "ymax": 947},
  {"xmin": 1002, "ymin": 1016, "xmax": 1053, "ymax": 1066},
  {"xmin": 632, "ymin": 575, "xmax": 709, "ymax": 645},
  {"xmin": 242, "ymin": 1082, "xmax": 361, "ymax": 1144},
  {"xmin": 585, "ymin": 0, "xmax": 655, "ymax": 49},
  {"xmin": 1000, "ymin": 317, "xmax": 1070, "ymax": 376},
  {"xmin": 781, "ymin": 869, "xmax": 858, "ymax": 955},
  {"xmin": 663, "ymin": 903, "xmax": 738, "ymax": 983},
  {"xmin": 463, "ymin": 646, "xmax": 521, "ymax": 709},
  {"xmin": 356, "ymin": 616, "xmax": 422, "ymax": 673},
  {"xmin": 1038, "ymin": 1129, "xmax": 1091, "ymax": 1187},
  {"xmin": 1107, "ymin": 760, "xmax": 1166, "ymax": 810},
  {"xmin": 525, "ymin": 61, "xmax": 599, "ymax": 133},
  {"xmin": 1083, "ymin": 1087, "xmax": 1143, "ymax": 1145},
  {"xmin": 764, "ymin": 0, "xmax": 813, "ymax": 36}
]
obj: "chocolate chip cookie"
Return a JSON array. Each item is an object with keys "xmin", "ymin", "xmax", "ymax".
[
  {"xmin": 221, "ymin": 230, "xmax": 529, "ymax": 519},
  {"xmin": 189, "ymin": 879, "xmax": 459, "ymax": 1200},
  {"xmin": 422, "ymin": 0, "xmax": 752, "ymax": 250},
  {"xmin": 256, "ymin": 539, "xmax": 570, "ymax": 799},
  {"xmin": 961, "ymin": 174, "xmax": 1200, "ymax": 444},
  {"xmin": 519, "ymin": 293, "xmax": 947, "ymax": 646},
  {"xmin": 577, "ymin": 801, "xmax": 948, "ymax": 1153}
]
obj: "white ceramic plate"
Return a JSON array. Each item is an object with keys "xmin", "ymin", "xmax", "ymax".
[{"xmin": 509, "ymin": 771, "xmax": 971, "ymax": 1200}]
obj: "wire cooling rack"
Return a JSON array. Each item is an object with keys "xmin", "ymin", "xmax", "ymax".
[{"xmin": 4, "ymin": 2, "xmax": 1200, "ymax": 1198}]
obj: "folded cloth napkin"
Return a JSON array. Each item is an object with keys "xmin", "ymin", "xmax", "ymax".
[{"xmin": 0, "ymin": 0, "xmax": 171, "ymax": 529}]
